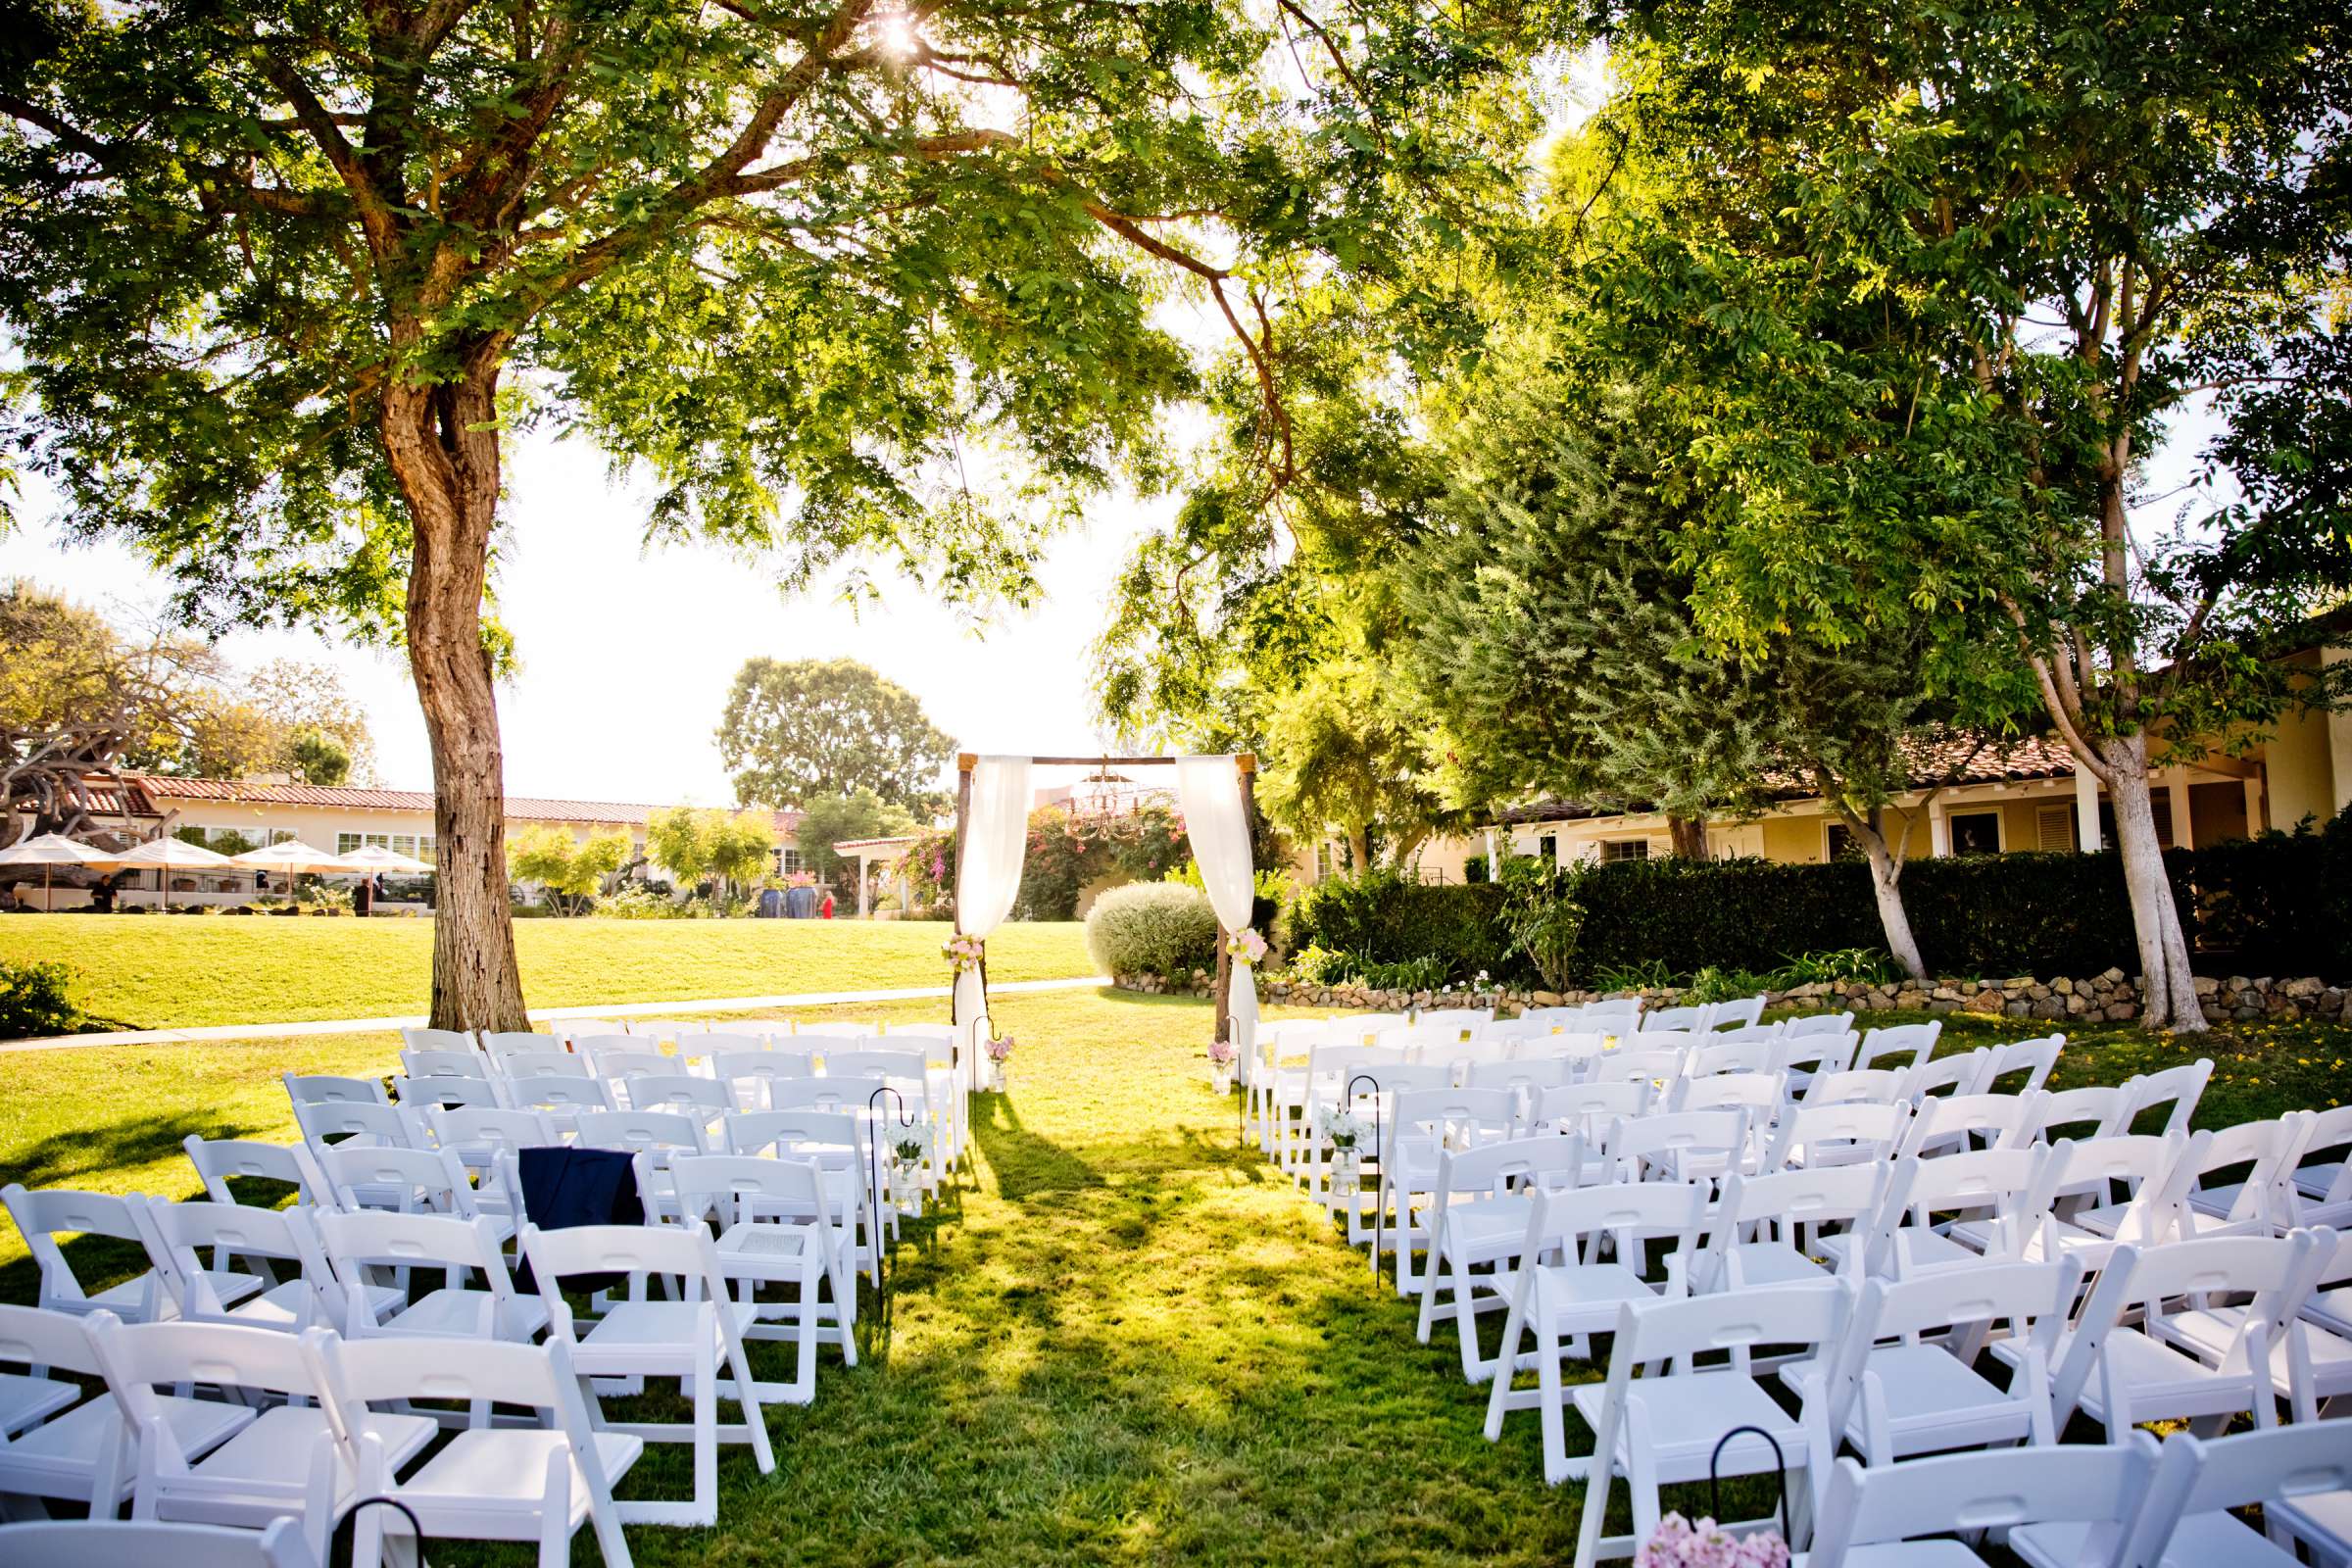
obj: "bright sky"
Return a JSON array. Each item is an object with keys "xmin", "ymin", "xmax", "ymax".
[{"xmin": 1, "ymin": 439, "xmax": 1176, "ymax": 805}]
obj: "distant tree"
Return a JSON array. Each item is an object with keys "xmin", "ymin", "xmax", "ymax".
[
  {"xmin": 796, "ymin": 788, "xmax": 915, "ymax": 888},
  {"xmin": 243, "ymin": 662, "xmax": 376, "ymax": 784},
  {"xmin": 644, "ymin": 808, "xmax": 716, "ymax": 898},
  {"xmin": 287, "ymin": 727, "xmax": 352, "ymax": 787},
  {"xmin": 1256, "ymin": 656, "xmax": 1456, "ymax": 875},
  {"xmin": 719, "ymin": 659, "xmax": 952, "ymax": 812},
  {"xmin": 507, "ymin": 824, "xmax": 629, "ymax": 916},
  {"xmin": 708, "ymin": 812, "xmax": 777, "ymax": 901}
]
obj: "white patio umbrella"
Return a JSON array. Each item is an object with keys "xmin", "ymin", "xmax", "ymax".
[
  {"xmin": 334, "ymin": 843, "xmax": 435, "ymax": 875},
  {"xmin": 0, "ymin": 832, "xmax": 112, "ymax": 909},
  {"xmin": 90, "ymin": 836, "xmax": 236, "ymax": 912},
  {"xmin": 228, "ymin": 839, "xmax": 349, "ymax": 898}
]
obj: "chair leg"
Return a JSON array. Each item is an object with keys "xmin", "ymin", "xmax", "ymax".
[
  {"xmin": 1537, "ymin": 1317, "xmax": 1575, "ymax": 1484},
  {"xmin": 1414, "ymin": 1231, "xmax": 1444, "ymax": 1345},
  {"xmin": 1451, "ymin": 1247, "xmax": 1489, "ymax": 1383},
  {"xmin": 693, "ymin": 1330, "xmax": 719, "ymax": 1526},
  {"xmin": 539, "ymin": 1446, "xmax": 573, "ymax": 1568}
]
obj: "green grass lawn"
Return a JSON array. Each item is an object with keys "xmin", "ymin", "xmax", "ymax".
[
  {"xmin": 2, "ymin": 991, "xmax": 2346, "ymax": 1563},
  {"xmin": 0, "ymin": 915, "xmax": 1094, "ymax": 1030}
]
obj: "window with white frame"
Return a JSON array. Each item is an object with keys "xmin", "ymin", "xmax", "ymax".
[
  {"xmin": 336, "ymin": 832, "xmax": 362, "ymax": 855},
  {"xmin": 1947, "ymin": 810, "xmax": 2002, "ymax": 856},
  {"xmin": 1600, "ymin": 839, "xmax": 1649, "ymax": 862}
]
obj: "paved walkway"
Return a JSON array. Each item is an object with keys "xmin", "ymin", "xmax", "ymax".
[{"xmin": 0, "ymin": 973, "xmax": 1111, "ymax": 1053}]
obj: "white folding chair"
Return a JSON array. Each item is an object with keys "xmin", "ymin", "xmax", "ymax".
[
  {"xmin": 1609, "ymin": 1106, "xmax": 1749, "ymax": 1185},
  {"xmin": 129, "ymin": 1199, "xmax": 384, "ymax": 1334},
  {"xmin": 570, "ymin": 1109, "xmax": 709, "ymax": 1225},
  {"xmin": 1640, "ymin": 1002, "xmax": 1714, "ymax": 1034},
  {"xmin": 2013, "ymin": 1082, "xmax": 2135, "ymax": 1146},
  {"xmin": 1902, "ymin": 1048, "xmax": 1992, "ymax": 1103},
  {"xmin": 315, "ymin": 1208, "xmax": 548, "ymax": 1348},
  {"xmin": 1897, "ymin": 1091, "xmax": 2040, "ymax": 1159},
  {"xmin": 1828, "ymin": 1148, "xmax": 2049, "ymax": 1279},
  {"xmin": 711, "ymin": 1049, "xmax": 808, "ymax": 1111},
  {"xmin": 311, "ymin": 1332, "xmax": 638, "ymax": 1568},
  {"xmin": 519, "ymin": 1222, "xmax": 775, "ymax": 1526},
  {"xmin": 624, "ymin": 1074, "xmax": 733, "ymax": 1126},
  {"xmin": 1575, "ymin": 998, "xmax": 1642, "ymax": 1034},
  {"xmin": 1804, "ymin": 1434, "xmax": 2159, "ymax": 1568},
  {"xmin": 1802, "ymin": 1067, "xmax": 1908, "ymax": 1108},
  {"xmin": 1482, "ymin": 1181, "xmax": 1711, "ymax": 1480},
  {"xmin": 399, "ymin": 1047, "xmax": 487, "ymax": 1081},
  {"xmin": 1791, "ymin": 1257, "xmax": 2082, "ymax": 1466},
  {"xmin": 1569, "ymin": 1281, "xmax": 1847, "ymax": 1568},
  {"xmin": 1373, "ymin": 1086, "xmax": 1519, "ymax": 1291},
  {"xmin": 2148, "ymin": 1226, "xmax": 2352, "ymax": 1425},
  {"xmin": 1686, "ymin": 1035, "xmax": 1779, "ymax": 1079},
  {"xmin": 2125, "ymin": 1057, "xmax": 2214, "ymax": 1138},
  {"xmin": 672, "ymin": 1153, "xmax": 858, "ymax": 1402},
  {"xmin": 479, "ymin": 1029, "xmax": 557, "ymax": 1060},
  {"xmin": 1780, "ymin": 1018, "xmax": 1857, "ymax": 1099},
  {"xmin": 1971, "ymin": 1131, "xmax": 2191, "ymax": 1273},
  {"xmin": 282, "ymin": 1072, "xmax": 388, "ymax": 1109},
  {"xmin": 724, "ymin": 1108, "xmax": 882, "ymax": 1284},
  {"xmin": 1765, "ymin": 1100, "xmax": 1910, "ymax": 1173},
  {"xmin": 2049, "ymin": 1229, "xmax": 2330, "ymax": 1442},
  {"xmin": 1415, "ymin": 1135, "xmax": 1589, "ymax": 1383},
  {"xmin": 2113, "ymin": 1423, "xmax": 2352, "ymax": 1568},
  {"xmin": 3, "ymin": 1184, "xmax": 240, "ymax": 1323},
  {"xmin": 183, "ymin": 1136, "xmax": 328, "ymax": 1209},
  {"xmin": 1697, "ymin": 1162, "xmax": 1896, "ymax": 1295},
  {"xmin": 1704, "ymin": 995, "xmax": 1767, "ymax": 1031},
  {"xmin": 290, "ymin": 1101, "xmax": 419, "ymax": 1165},
  {"xmin": 0, "ymin": 1303, "xmax": 255, "ymax": 1517},
  {"xmin": 0, "ymin": 1519, "xmax": 317, "ymax": 1568},
  {"xmin": 85, "ymin": 1313, "xmax": 435, "ymax": 1563},
  {"xmin": 389, "ymin": 1074, "xmax": 504, "ymax": 1112}
]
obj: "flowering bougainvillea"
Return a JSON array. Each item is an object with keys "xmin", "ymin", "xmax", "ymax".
[{"xmin": 901, "ymin": 804, "xmax": 1192, "ymax": 921}]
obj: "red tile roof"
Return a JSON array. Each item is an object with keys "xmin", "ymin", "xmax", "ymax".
[
  {"xmin": 126, "ymin": 775, "xmax": 800, "ymax": 834},
  {"xmin": 1491, "ymin": 734, "xmax": 2081, "ymax": 826}
]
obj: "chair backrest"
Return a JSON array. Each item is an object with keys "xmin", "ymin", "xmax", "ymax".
[
  {"xmin": 1817, "ymin": 1256, "xmax": 2082, "ymax": 1446},
  {"xmin": 291, "ymin": 1099, "xmax": 417, "ymax": 1152},
  {"xmin": 1610, "ymin": 1107, "xmax": 1749, "ymax": 1176},
  {"xmin": 504, "ymin": 1075, "xmax": 614, "ymax": 1113},
  {"xmin": 1806, "ymin": 1436, "xmax": 2159, "ymax": 1568},
  {"xmin": 282, "ymin": 1071, "xmax": 387, "ymax": 1106},
  {"xmin": 1898, "ymin": 1091, "xmax": 2039, "ymax": 1158},
  {"xmin": 691, "ymin": 1031, "xmax": 767, "ymax": 1056},
  {"xmin": 428, "ymin": 1104, "xmax": 554, "ymax": 1160},
  {"xmin": 1512, "ymin": 1005, "xmax": 1584, "ymax": 1032},
  {"xmin": 593, "ymin": 1049, "xmax": 676, "ymax": 1082},
  {"xmin": 388, "ymin": 1073, "xmax": 502, "ymax": 1111},
  {"xmin": 1765, "ymin": 1100, "xmax": 1911, "ymax": 1172},
  {"xmin": 1435, "ymin": 1133, "xmax": 1587, "ymax": 1202},
  {"xmin": 724, "ymin": 1108, "xmax": 865, "ymax": 1160},
  {"xmin": 1529, "ymin": 1079, "xmax": 1649, "ymax": 1137},
  {"xmin": 2126, "ymin": 1057, "xmax": 2213, "ymax": 1137},
  {"xmin": 314, "ymin": 1331, "xmax": 597, "ymax": 1459},
  {"xmin": 399, "ymin": 1026, "xmax": 477, "ymax": 1054},
  {"xmin": 826, "ymin": 1049, "xmax": 930, "ymax": 1080},
  {"xmin": 2296, "ymin": 1104, "xmax": 2352, "ymax": 1206},
  {"xmin": 1388, "ymin": 1086, "xmax": 1519, "ymax": 1151},
  {"xmin": 314, "ymin": 1141, "xmax": 474, "ymax": 1215},
  {"xmin": 571, "ymin": 1107, "xmax": 709, "ymax": 1153},
  {"xmin": 712, "ymin": 1049, "xmax": 810, "ymax": 1095},
  {"xmin": 1783, "ymin": 1009, "xmax": 1856, "ymax": 1039},
  {"xmin": 1574, "ymin": 997, "xmax": 1642, "ymax": 1029},
  {"xmin": 183, "ymin": 1135, "xmax": 326, "ymax": 1206},
  {"xmin": 1466, "ymin": 1055, "xmax": 1575, "ymax": 1095},
  {"xmin": 672, "ymin": 1152, "xmax": 837, "ymax": 1228},
  {"xmin": 1340, "ymin": 1013, "xmax": 1412, "ymax": 1045},
  {"xmin": 2019, "ymin": 1083, "xmax": 2134, "ymax": 1144},
  {"xmin": 553, "ymin": 1019, "xmax": 621, "ymax": 1046},
  {"xmin": 787, "ymin": 1031, "xmax": 871, "ymax": 1062},
  {"xmin": 1591, "ymin": 1044, "xmax": 1689, "ymax": 1085},
  {"xmin": 1780, "ymin": 1030, "xmax": 1859, "ymax": 1080},
  {"xmin": 1671, "ymin": 1071, "xmax": 1784, "ymax": 1114},
  {"xmin": 0, "ymin": 1297, "xmax": 103, "ymax": 1377},
  {"xmin": 2118, "ymin": 1422, "xmax": 2352, "ymax": 1568},
  {"xmin": 1704, "ymin": 995, "xmax": 1767, "ymax": 1031},
  {"xmin": 2182, "ymin": 1111, "xmax": 2315, "ymax": 1233},
  {"xmin": 1687, "ymin": 1037, "xmax": 1777, "ymax": 1078},
  {"xmin": 1506, "ymin": 1030, "xmax": 1609, "ymax": 1067},
  {"xmin": 1706, "ymin": 1163, "xmax": 1892, "ymax": 1285},
  {"xmin": 313, "ymin": 1208, "xmax": 514, "ymax": 1322},
  {"xmin": 1804, "ymin": 1067, "xmax": 1908, "ymax": 1107},
  {"xmin": 1902, "ymin": 1047, "xmax": 1990, "ymax": 1102},
  {"xmin": 2032, "ymin": 1132, "xmax": 2185, "ymax": 1230},
  {"xmin": 1534, "ymin": 1179, "xmax": 1709, "ymax": 1271},
  {"xmin": 1342, "ymin": 1062, "xmax": 1456, "ymax": 1101},
  {"xmin": 477, "ymin": 1029, "xmax": 554, "ymax": 1059},
  {"xmin": 1609, "ymin": 1273, "xmax": 1848, "ymax": 1379},
  {"xmin": 520, "ymin": 1219, "xmax": 730, "ymax": 1315},
  {"xmin": 626, "ymin": 1074, "xmax": 732, "ymax": 1118},
  {"xmin": 1641, "ymin": 1002, "xmax": 1714, "ymax": 1034},
  {"xmin": 1974, "ymin": 1033, "xmax": 2064, "ymax": 1096},
  {"xmin": 769, "ymin": 1075, "xmax": 894, "ymax": 1114},
  {"xmin": 1855, "ymin": 1020, "xmax": 1940, "ymax": 1072},
  {"xmin": 1873, "ymin": 1147, "xmax": 2048, "ymax": 1268},
  {"xmin": 88, "ymin": 1312, "xmax": 330, "ymax": 1452},
  {"xmin": 0, "ymin": 1520, "xmax": 318, "ymax": 1568},
  {"xmin": 399, "ymin": 1047, "xmax": 486, "ymax": 1079},
  {"xmin": 499, "ymin": 1050, "xmax": 592, "ymax": 1081}
]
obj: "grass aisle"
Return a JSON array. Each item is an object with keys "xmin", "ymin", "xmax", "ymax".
[{"xmin": 689, "ymin": 988, "xmax": 1592, "ymax": 1568}]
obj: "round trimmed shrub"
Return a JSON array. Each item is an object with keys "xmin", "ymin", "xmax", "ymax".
[{"xmin": 1085, "ymin": 882, "xmax": 1220, "ymax": 980}]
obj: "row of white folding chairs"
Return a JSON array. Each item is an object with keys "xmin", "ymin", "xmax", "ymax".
[
  {"xmin": 0, "ymin": 1213, "xmax": 793, "ymax": 1559},
  {"xmin": 1433, "ymin": 1216, "xmax": 2342, "ymax": 1567}
]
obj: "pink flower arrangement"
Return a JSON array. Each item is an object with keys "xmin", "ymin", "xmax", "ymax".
[
  {"xmin": 1206, "ymin": 1039, "xmax": 1236, "ymax": 1065},
  {"xmin": 1636, "ymin": 1515, "xmax": 1788, "ymax": 1568},
  {"xmin": 944, "ymin": 933, "xmax": 985, "ymax": 973},
  {"xmin": 1225, "ymin": 927, "xmax": 1268, "ymax": 965},
  {"xmin": 985, "ymin": 1036, "xmax": 1014, "ymax": 1063}
]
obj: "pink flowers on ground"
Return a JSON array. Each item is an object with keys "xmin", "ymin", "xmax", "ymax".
[{"xmin": 1635, "ymin": 1515, "xmax": 1788, "ymax": 1568}]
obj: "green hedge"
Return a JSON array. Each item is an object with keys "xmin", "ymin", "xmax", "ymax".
[
  {"xmin": 1283, "ymin": 869, "xmax": 1515, "ymax": 984},
  {"xmin": 1085, "ymin": 883, "xmax": 1221, "ymax": 979},
  {"xmin": 1284, "ymin": 814, "xmax": 2352, "ymax": 988}
]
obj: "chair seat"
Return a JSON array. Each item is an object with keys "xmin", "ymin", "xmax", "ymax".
[
  {"xmin": 375, "ymin": 1289, "xmax": 550, "ymax": 1342},
  {"xmin": 2296, "ymin": 1161, "xmax": 2344, "ymax": 1200},
  {"xmin": 1819, "ymin": 1226, "xmax": 1980, "ymax": 1277},
  {"xmin": 2048, "ymin": 1326, "xmax": 2258, "ymax": 1421},
  {"xmin": 77, "ymin": 1267, "xmax": 263, "ymax": 1318},
  {"xmin": 1570, "ymin": 1370, "xmax": 1805, "ymax": 1471},
  {"xmin": 1792, "ymin": 1547, "xmax": 1989, "ymax": 1567},
  {"xmin": 1715, "ymin": 1243, "xmax": 1829, "ymax": 1291},
  {"xmin": 1439, "ymin": 1199, "xmax": 1538, "ymax": 1253},
  {"xmin": 1, "ymin": 1393, "xmax": 253, "ymax": 1497},
  {"xmin": 1533, "ymin": 1263, "xmax": 1665, "ymax": 1327},
  {"xmin": 2159, "ymin": 1307, "xmax": 2352, "ymax": 1396},
  {"xmin": 230, "ymin": 1278, "xmax": 405, "ymax": 1332},
  {"xmin": 1792, "ymin": 1343, "xmax": 2028, "ymax": 1454},
  {"xmin": 578, "ymin": 1298, "xmax": 760, "ymax": 1351},
  {"xmin": 2307, "ymin": 1286, "xmax": 2352, "ymax": 1339},
  {"xmin": 0, "ymin": 1372, "xmax": 78, "ymax": 1436},
  {"xmin": 2015, "ymin": 1508, "xmax": 2287, "ymax": 1568},
  {"xmin": 396, "ymin": 1428, "xmax": 644, "ymax": 1524},
  {"xmin": 195, "ymin": 1406, "xmax": 436, "ymax": 1488},
  {"xmin": 2273, "ymin": 1489, "xmax": 2352, "ymax": 1559},
  {"xmin": 715, "ymin": 1222, "xmax": 818, "ymax": 1260}
]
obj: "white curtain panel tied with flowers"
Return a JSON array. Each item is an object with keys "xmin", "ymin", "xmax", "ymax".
[
  {"xmin": 955, "ymin": 755, "xmax": 1032, "ymax": 1081},
  {"xmin": 1175, "ymin": 754, "xmax": 1259, "ymax": 1084}
]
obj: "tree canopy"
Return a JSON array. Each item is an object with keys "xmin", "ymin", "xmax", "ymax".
[
  {"xmin": 795, "ymin": 786, "xmax": 916, "ymax": 887},
  {"xmin": 720, "ymin": 657, "xmax": 952, "ymax": 810}
]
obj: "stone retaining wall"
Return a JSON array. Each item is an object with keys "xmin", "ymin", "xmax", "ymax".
[{"xmin": 1112, "ymin": 968, "xmax": 2352, "ymax": 1026}]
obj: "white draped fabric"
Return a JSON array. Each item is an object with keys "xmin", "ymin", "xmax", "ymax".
[
  {"xmin": 1175, "ymin": 753, "xmax": 1259, "ymax": 1083},
  {"xmin": 955, "ymin": 755, "xmax": 1032, "ymax": 1080}
]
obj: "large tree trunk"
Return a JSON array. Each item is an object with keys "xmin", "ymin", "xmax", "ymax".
[
  {"xmin": 1667, "ymin": 814, "xmax": 1708, "ymax": 858},
  {"xmin": 1855, "ymin": 818, "xmax": 1927, "ymax": 981},
  {"xmin": 1346, "ymin": 823, "xmax": 1372, "ymax": 875},
  {"xmin": 2096, "ymin": 734, "xmax": 2205, "ymax": 1032},
  {"xmin": 382, "ymin": 360, "xmax": 531, "ymax": 1033}
]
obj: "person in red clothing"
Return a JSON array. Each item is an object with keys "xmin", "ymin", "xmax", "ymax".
[{"xmin": 820, "ymin": 889, "xmax": 836, "ymax": 919}]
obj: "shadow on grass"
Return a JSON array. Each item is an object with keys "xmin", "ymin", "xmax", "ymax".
[
  {"xmin": 5, "ymin": 1106, "xmax": 257, "ymax": 1190},
  {"xmin": 970, "ymin": 1091, "xmax": 1103, "ymax": 1202}
]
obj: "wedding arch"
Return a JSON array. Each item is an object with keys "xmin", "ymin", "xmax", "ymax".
[{"xmin": 947, "ymin": 752, "xmax": 1261, "ymax": 1084}]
